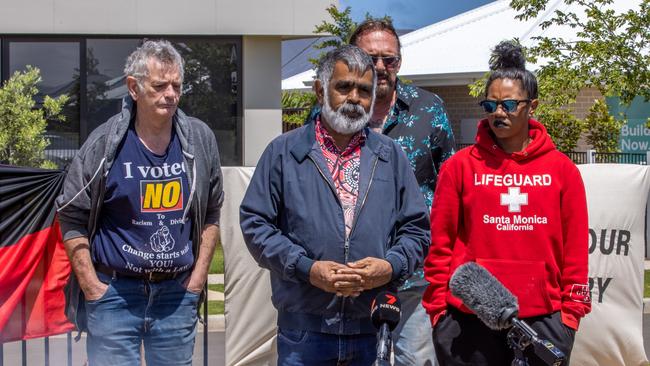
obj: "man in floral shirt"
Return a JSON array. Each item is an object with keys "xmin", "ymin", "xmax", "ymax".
[
  {"xmin": 306, "ymin": 19, "xmax": 455, "ymax": 366},
  {"xmin": 351, "ymin": 20, "xmax": 455, "ymax": 366}
]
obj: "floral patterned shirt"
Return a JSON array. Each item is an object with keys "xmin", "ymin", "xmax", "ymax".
[
  {"xmin": 384, "ymin": 80, "xmax": 455, "ymax": 289},
  {"xmin": 315, "ymin": 117, "xmax": 365, "ymax": 238}
]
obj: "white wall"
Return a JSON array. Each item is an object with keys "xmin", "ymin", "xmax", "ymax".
[
  {"xmin": 242, "ymin": 36, "xmax": 282, "ymax": 167},
  {"xmin": 0, "ymin": 0, "xmax": 333, "ymax": 36}
]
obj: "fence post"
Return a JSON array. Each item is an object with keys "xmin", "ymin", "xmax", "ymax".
[{"xmin": 587, "ymin": 149, "xmax": 596, "ymax": 164}]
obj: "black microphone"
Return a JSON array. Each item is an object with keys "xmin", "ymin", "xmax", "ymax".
[
  {"xmin": 370, "ymin": 291, "xmax": 401, "ymax": 365},
  {"xmin": 449, "ymin": 262, "xmax": 565, "ymax": 366},
  {"xmin": 449, "ymin": 261, "xmax": 519, "ymax": 330}
]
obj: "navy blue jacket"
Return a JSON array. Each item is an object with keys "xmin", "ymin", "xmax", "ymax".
[{"xmin": 240, "ymin": 122, "xmax": 430, "ymax": 335}]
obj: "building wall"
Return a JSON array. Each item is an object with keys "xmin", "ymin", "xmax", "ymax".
[
  {"xmin": 1, "ymin": 1, "xmax": 336, "ymax": 167},
  {"xmin": 0, "ymin": 0, "xmax": 333, "ymax": 36},
  {"xmin": 426, "ymin": 85, "xmax": 482, "ymax": 145},
  {"xmin": 425, "ymin": 85, "xmax": 603, "ymax": 150},
  {"xmin": 242, "ymin": 36, "xmax": 282, "ymax": 166}
]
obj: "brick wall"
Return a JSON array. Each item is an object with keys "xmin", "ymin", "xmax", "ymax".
[
  {"xmin": 423, "ymin": 85, "xmax": 603, "ymax": 150},
  {"xmin": 426, "ymin": 85, "xmax": 483, "ymax": 144}
]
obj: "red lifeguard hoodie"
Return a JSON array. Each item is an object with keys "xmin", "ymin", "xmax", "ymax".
[{"xmin": 422, "ymin": 119, "xmax": 591, "ymax": 330}]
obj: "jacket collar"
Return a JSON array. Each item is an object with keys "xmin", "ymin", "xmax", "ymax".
[
  {"xmin": 394, "ymin": 78, "xmax": 413, "ymax": 110},
  {"xmin": 290, "ymin": 114, "xmax": 391, "ymax": 163}
]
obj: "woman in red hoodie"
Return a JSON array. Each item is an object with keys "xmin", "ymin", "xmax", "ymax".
[{"xmin": 423, "ymin": 40, "xmax": 591, "ymax": 366}]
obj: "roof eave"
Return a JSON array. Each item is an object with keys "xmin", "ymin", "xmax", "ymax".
[{"xmin": 401, "ymin": 72, "xmax": 487, "ymax": 87}]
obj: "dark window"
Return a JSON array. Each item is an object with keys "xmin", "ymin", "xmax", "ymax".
[
  {"xmin": 85, "ymin": 39, "xmax": 141, "ymax": 137},
  {"xmin": 6, "ymin": 40, "xmax": 81, "ymax": 155},
  {"xmin": 1, "ymin": 36, "xmax": 242, "ymax": 167},
  {"xmin": 173, "ymin": 40, "xmax": 241, "ymax": 166}
]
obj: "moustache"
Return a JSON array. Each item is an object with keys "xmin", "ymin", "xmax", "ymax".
[
  {"xmin": 337, "ymin": 102, "xmax": 366, "ymax": 118},
  {"xmin": 377, "ymin": 71, "xmax": 389, "ymax": 79}
]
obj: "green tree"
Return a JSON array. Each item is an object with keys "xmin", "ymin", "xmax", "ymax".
[
  {"xmin": 0, "ymin": 66, "xmax": 69, "ymax": 168},
  {"xmin": 470, "ymin": 1, "xmax": 649, "ymax": 151},
  {"xmin": 509, "ymin": 0, "xmax": 649, "ymax": 107},
  {"xmin": 281, "ymin": 91, "xmax": 317, "ymax": 127},
  {"xmin": 310, "ymin": 5, "xmax": 357, "ymax": 65},
  {"xmin": 585, "ymin": 99, "xmax": 625, "ymax": 153},
  {"xmin": 310, "ymin": 4, "xmax": 392, "ymax": 65},
  {"xmin": 514, "ymin": 0, "xmax": 649, "ymax": 149}
]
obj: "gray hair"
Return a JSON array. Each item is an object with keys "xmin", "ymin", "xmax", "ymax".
[
  {"xmin": 316, "ymin": 45, "xmax": 376, "ymax": 96},
  {"xmin": 124, "ymin": 39, "xmax": 184, "ymax": 90}
]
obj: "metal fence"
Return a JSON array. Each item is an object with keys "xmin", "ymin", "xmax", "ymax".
[
  {"xmin": 0, "ymin": 288, "xmax": 211, "ymax": 366},
  {"xmin": 43, "ymin": 131, "xmax": 650, "ymax": 169},
  {"xmin": 454, "ymin": 144, "xmax": 649, "ymax": 166}
]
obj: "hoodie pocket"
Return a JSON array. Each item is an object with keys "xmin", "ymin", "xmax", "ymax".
[{"xmin": 476, "ymin": 258, "xmax": 552, "ymax": 316}]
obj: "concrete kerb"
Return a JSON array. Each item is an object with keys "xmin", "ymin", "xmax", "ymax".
[
  {"xmin": 202, "ymin": 315, "xmax": 225, "ymax": 332},
  {"xmin": 208, "ymin": 274, "xmax": 224, "ymax": 284}
]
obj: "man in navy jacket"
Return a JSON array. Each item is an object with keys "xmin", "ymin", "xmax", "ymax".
[{"xmin": 240, "ymin": 45, "xmax": 429, "ymax": 365}]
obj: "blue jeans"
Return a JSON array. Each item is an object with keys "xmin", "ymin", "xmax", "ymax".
[
  {"xmin": 277, "ymin": 328, "xmax": 377, "ymax": 365},
  {"xmin": 85, "ymin": 271, "xmax": 200, "ymax": 366},
  {"xmin": 393, "ymin": 286, "xmax": 437, "ymax": 366}
]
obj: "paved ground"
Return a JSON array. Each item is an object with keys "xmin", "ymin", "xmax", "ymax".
[
  {"xmin": 645, "ymin": 314, "xmax": 650, "ymax": 361},
  {"xmin": 3, "ymin": 316, "xmax": 650, "ymax": 365},
  {"xmin": 1, "ymin": 332, "xmax": 225, "ymax": 366},
  {"xmin": 1, "ymin": 274, "xmax": 229, "ymax": 366}
]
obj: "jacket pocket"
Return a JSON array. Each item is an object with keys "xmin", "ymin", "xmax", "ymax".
[{"xmin": 476, "ymin": 258, "xmax": 553, "ymax": 316}]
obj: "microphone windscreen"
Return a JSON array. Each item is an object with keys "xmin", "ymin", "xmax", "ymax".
[
  {"xmin": 449, "ymin": 262, "xmax": 518, "ymax": 330},
  {"xmin": 370, "ymin": 291, "xmax": 401, "ymax": 331}
]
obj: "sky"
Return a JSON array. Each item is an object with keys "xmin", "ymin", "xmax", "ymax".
[{"xmin": 339, "ymin": 0, "xmax": 497, "ymax": 30}]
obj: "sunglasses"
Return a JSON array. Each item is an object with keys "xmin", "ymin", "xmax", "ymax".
[
  {"xmin": 371, "ymin": 55, "xmax": 400, "ymax": 68},
  {"xmin": 479, "ymin": 99, "xmax": 531, "ymax": 113}
]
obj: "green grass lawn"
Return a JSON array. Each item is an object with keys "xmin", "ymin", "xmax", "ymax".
[
  {"xmin": 208, "ymin": 284, "xmax": 224, "ymax": 293},
  {"xmin": 201, "ymin": 300, "xmax": 224, "ymax": 315},
  {"xmin": 645, "ymin": 270, "xmax": 650, "ymax": 298},
  {"xmin": 209, "ymin": 244, "xmax": 224, "ymax": 274}
]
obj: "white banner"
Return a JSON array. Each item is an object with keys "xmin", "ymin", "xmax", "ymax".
[
  {"xmin": 220, "ymin": 165, "xmax": 650, "ymax": 366},
  {"xmin": 221, "ymin": 167, "xmax": 277, "ymax": 366},
  {"xmin": 572, "ymin": 164, "xmax": 650, "ymax": 366}
]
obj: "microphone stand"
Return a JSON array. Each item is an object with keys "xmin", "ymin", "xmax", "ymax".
[
  {"xmin": 374, "ymin": 323, "xmax": 391, "ymax": 366},
  {"xmin": 506, "ymin": 317, "xmax": 565, "ymax": 366},
  {"xmin": 507, "ymin": 318, "xmax": 534, "ymax": 366}
]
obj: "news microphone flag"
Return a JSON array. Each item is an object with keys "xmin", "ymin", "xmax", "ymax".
[{"xmin": 370, "ymin": 291, "xmax": 401, "ymax": 331}]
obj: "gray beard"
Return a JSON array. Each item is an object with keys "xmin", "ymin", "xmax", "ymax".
[{"xmin": 321, "ymin": 97, "xmax": 372, "ymax": 135}]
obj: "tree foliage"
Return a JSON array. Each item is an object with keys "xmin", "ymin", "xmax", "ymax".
[
  {"xmin": 510, "ymin": 0, "xmax": 649, "ymax": 106},
  {"xmin": 310, "ymin": 4, "xmax": 392, "ymax": 65},
  {"xmin": 281, "ymin": 91, "xmax": 317, "ymax": 126},
  {"xmin": 310, "ymin": 5, "xmax": 357, "ymax": 65},
  {"xmin": 584, "ymin": 99, "xmax": 625, "ymax": 153},
  {"xmin": 470, "ymin": 0, "xmax": 649, "ymax": 151},
  {"xmin": 0, "ymin": 66, "xmax": 68, "ymax": 168}
]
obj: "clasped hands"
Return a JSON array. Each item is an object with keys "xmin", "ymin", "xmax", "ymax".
[{"xmin": 309, "ymin": 257, "xmax": 392, "ymax": 297}]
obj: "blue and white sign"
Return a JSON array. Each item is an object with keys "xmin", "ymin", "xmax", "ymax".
[{"xmin": 607, "ymin": 96, "xmax": 650, "ymax": 152}]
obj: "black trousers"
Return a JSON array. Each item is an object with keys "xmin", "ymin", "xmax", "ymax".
[{"xmin": 433, "ymin": 307, "xmax": 576, "ymax": 366}]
